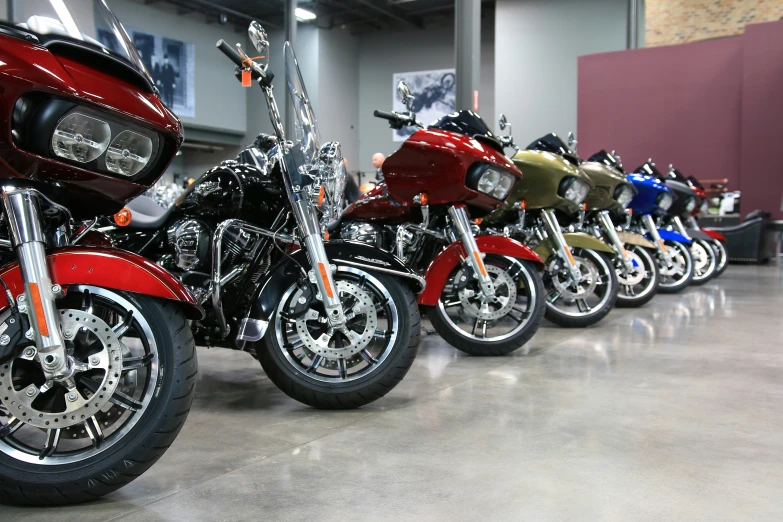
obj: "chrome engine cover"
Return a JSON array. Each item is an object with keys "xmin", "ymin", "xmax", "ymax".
[
  {"xmin": 168, "ymin": 219, "xmax": 211, "ymax": 271},
  {"xmin": 339, "ymin": 221, "xmax": 385, "ymax": 249}
]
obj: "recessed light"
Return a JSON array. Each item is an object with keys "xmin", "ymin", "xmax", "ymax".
[{"xmin": 295, "ymin": 7, "xmax": 317, "ymax": 21}]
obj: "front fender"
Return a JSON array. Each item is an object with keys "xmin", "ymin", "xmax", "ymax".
[
  {"xmin": 564, "ymin": 232, "xmax": 615, "ymax": 253},
  {"xmin": 701, "ymin": 228, "xmax": 726, "ymax": 242},
  {"xmin": 0, "ymin": 247, "xmax": 204, "ymax": 319},
  {"xmin": 656, "ymin": 229, "xmax": 692, "ymax": 245},
  {"xmin": 418, "ymin": 235, "xmax": 543, "ymax": 306},
  {"xmin": 685, "ymin": 228, "xmax": 715, "ymax": 242},
  {"xmin": 617, "ymin": 231, "xmax": 655, "ymax": 249}
]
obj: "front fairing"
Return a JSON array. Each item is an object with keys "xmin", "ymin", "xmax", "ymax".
[
  {"xmin": 581, "ymin": 161, "xmax": 632, "ymax": 213},
  {"xmin": 627, "ymin": 172, "xmax": 672, "ymax": 216},
  {"xmin": 505, "ymin": 150, "xmax": 592, "ymax": 213}
]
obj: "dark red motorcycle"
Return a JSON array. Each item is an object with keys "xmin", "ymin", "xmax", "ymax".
[
  {"xmin": 335, "ymin": 83, "xmax": 545, "ymax": 356},
  {"xmin": 0, "ymin": 2, "xmax": 203, "ymax": 505}
]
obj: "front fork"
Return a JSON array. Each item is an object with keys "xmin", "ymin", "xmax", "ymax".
[
  {"xmin": 290, "ymin": 195, "xmax": 346, "ymax": 325},
  {"xmin": 447, "ymin": 205, "xmax": 495, "ymax": 298},
  {"xmin": 671, "ymin": 216, "xmax": 692, "ymax": 240},
  {"xmin": 641, "ymin": 214, "xmax": 672, "ymax": 265},
  {"xmin": 597, "ymin": 210, "xmax": 634, "ymax": 273},
  {"xmin": 1, "ymin": 188, "xmax": 67, "ymax": 379},
  {"xmin": 540, "ymin": 209, "xmax": 582, "ymax": 282}
]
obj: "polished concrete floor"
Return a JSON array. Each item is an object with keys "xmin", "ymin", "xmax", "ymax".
[{"xmin": 5, "ymin": 265, "xmax": 783, "ymax": 521}]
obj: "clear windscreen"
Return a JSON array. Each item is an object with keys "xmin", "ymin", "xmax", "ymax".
[
  {"xmin": 10, "ymin": 0, "xmax": 154, "ymax": 88},
  {"xmin": 284, "ymin": 41, "xmax": 320, "ymax": 168}
]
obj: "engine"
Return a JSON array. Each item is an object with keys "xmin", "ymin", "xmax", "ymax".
[
  {"xmin": 167, "ymin": 219, "xmax": 211, "ymax": 271},
  {"xmin": 339, "ymin": 221, "xmax": 387, "ymax": 250}
]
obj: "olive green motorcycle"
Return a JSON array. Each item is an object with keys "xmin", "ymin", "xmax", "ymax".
[
  {"xmin": 483, "ymin": 121, "xmax": 618, "ymax": 328},
  {"xmin": 569, "ymin": 145, "xmax": 661, "ymax": 308}
]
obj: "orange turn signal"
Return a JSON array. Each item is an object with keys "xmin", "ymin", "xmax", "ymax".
[
  {"xmin": 581, "ymin": 203, "xmax": 587, "ymax": 211},
  {"xmin": 317, "ymin": 185, "xmax": 325, "ymax": 206},
  {"xmin": 418, "ymin": 192, "xmax": 429, "ymax": 205},
  {"xmin": 114, "ymin": 208, "xmax": 132, "ymax": 227},
  {"xmin": 324, "ymin": 230, "xmax": 330, "ymax": 241},
  {"xmin": 520, "ymin": 199, "xmax": 527, "ymax": 210},
  {"xmin": 474, "ymin": 217, "xmax": 483, "ymax": 225}
]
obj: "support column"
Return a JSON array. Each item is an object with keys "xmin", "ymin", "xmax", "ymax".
[
  {"xmin": 284, "ymin": 0, "xmax": 297, "ymax": 139},
  {"xmin": 627, "ymin": 0, "xmax": 640, "ymax": 49},
  {"xmin": 455, "ymin": 0, "xmax": 481, "ymax": 112}
]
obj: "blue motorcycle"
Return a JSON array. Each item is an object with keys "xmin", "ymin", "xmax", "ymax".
[{"xmin": 624, "ymin": 161, "xmax": 694, "ymax": 293}]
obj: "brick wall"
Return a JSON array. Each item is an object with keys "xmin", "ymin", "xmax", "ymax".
[{"xmin": 646, "ymin": 0, "xmax": 783, "ymax": 47}]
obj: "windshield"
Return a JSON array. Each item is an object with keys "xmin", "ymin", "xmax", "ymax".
[
  {"xmin": 428, "ymin": 110, "xmax": 503, "ymax": 152},
  {"xmin": 526, "ymin": 133, "xmax": 581, "ymax": 166},
  {"xmin": 284, "ymin": 41, "xmax": 320, "ymax": 166},
  {"xmin": 10, "ymin": 0, "xmax": 153, "ymax": 87},
  {"xmin": 588, "ymin": 150, "xmax": 625, "ymax": 174}
]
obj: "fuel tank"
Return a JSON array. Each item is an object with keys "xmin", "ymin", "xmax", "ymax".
[{"xmin": 341, "ymin": 184, "xmax": 417, "ymax": 223}]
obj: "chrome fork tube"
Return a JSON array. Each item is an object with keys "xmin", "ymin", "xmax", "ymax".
[
  {"xmin": 541, "ymin": 209, "xmax": 582, "ymax": 282},
  {"xmin": 597, "ymin": 210, "xmax": 634, "ymax": 272},
  {"xmin": 291, "ymin": 196, "xmax": 345, "ymax": 325},
  {"xmin": 448, "ymin": 205, "xmax": 494, "ymax": 297},
  {"xmin": 2, "ymin": 188, "xmax": 67, "ymax": 378},
  {"xmin": 672, "ymin": 216, "xmax": 692, "ymax": 240},
  {"xmin": 642, "ymin": 214, "xmax": 671, "ymax": 263}
]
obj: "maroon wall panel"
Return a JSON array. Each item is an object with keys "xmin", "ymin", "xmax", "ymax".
[
  {"xmin": 577, "ymin": 38, "xmax": 744, "ymax": 188},
  {"xmin": 740, "ymin": 20, "xmax": 783, "ymax": 220}
]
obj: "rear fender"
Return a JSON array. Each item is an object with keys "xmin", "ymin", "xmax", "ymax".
[
  {"xmin": 418, "ymin": 235, "xmax": 543, "ymax": 306},
  {"xmin": 656, "ymin": 229, "xmax": 692, "ymax": 245},
  {"xmin": 617, "ymin": 231, "xmax": 655, "ymax": 249},
  {"xmin": 0, "ymin": 247, "xmax": 204, "ymax": 319},
  {"xmin": 701, "ymin": 228, "xmax": 726, "ymax": 242}
]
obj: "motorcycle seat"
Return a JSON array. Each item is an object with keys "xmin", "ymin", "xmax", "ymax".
[{"xmin": 124, "ymin": 195, "xmax": 174, "ymax": 229}]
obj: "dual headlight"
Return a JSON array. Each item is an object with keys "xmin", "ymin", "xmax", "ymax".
[
  {"xmin": 51, "ymin": 110, "xmax": 157, "ymax": 177},
  {"xmin": 559, "ymin": 176, "xmax": 591, "ymax": 205},
  {"xmin": 656, "ymin": 192, "xmax": 674, "ymax": 211},
  {"xmin": 684, "ymin": 196, "xmax": 697, "ymax": 213},
  {"xmin": 613, "ymin": 184, "xmax": 635, "ymax": 209},
  {"xmin": 467, "ymin": 164, "xmax": 516, "ymax": 200}
]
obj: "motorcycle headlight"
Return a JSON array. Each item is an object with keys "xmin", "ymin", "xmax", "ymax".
[
  {"xmin": 51, "ymin": 112, "xmax": 111, "ymax": 163},
  {"xmin": 467, "ymin": 164, "xmax": 517, "ymax": 201},
  {"xmin": 656, "ymin": 192, "xmax": 674, "ymax": 211},
  {"xmin": 106, "ymin": 130, "xmax": 155, "ymax": 177},
  {"xmin": 684, "ymin": 196, "xmax": 696, "ymax": 213},
  {"xmin": 613, "ymin": 184, "xmax": 635, "ymax": 209},
  {"xmin": 559, "ymin": 177, "xmax": 591, "ymax": 205}
]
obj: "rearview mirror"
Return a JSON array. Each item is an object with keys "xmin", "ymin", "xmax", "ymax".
[
  {"xmin": 397, "ymin": 81, "xmax": 414, "ymax": 111},
  {"xmin": 248, "ymin": 21, "xmax": 270, "ymax": 71},
  {"xmin": 567, "ymin": 131, "xmax": 577, "ymax": 152},
  {"xmin": 498, "ymin": 113, "xmax": 508, "ymax": 131}
]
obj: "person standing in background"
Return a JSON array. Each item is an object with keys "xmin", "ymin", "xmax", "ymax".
[
  {"xmin": 372, "ymin": 153, "xmax": 386, "ymax": 183},
  {"xmin": 160, "ymin": 54, "xmax": 177, "ymax": 108}
]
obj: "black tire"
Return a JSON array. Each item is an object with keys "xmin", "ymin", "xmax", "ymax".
[
  {"xmin": 258, "ymin": 272, "xmax": 419, "ymax": 410},
  {"xmin": 658, "ymin": 240, "xmax": 694, "ymax": 294},
  {"xmin": 712, "ymin": 239, "xmax": 729, "ymax": 277},
  {"xmin": 427, "ymin": 258, "xmax": 545, "ymax": 356},
  {"xmin": 0, "ymin": 293, "xmax": 197, "ymax": 506},
  {"xmin": 690, "ymin": 239, "xmax": 717, "ymax": 286},
  {"xmin": 616, "ymin": 245, "xmax": 660, "ymax": 308},
  {"xmin": 544, "ymin": 250, "xmax": 619, "ymax": 328}
]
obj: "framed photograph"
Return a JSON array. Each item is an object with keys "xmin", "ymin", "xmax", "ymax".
[{"xmin": 392, "ymin": 68, "xmax": 456, "ymax": 142}]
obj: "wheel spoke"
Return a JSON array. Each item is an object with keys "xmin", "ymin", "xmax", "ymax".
[
  {"xmin": 576, "ymin": 298, "xmax": 592, "ymax": 313},
  {"xmin": 84, "ymin": 416, "xmax": 104, "ymax": 449},
  {"xmin": 38, "ymin": 428, "xmax": 61, "ymax": 460},
  {"xmin": 442, "ymin": 300, "xmax": 462, "ymax": 308},
  {"xmin": 109, "ymin": 389, "xmax": 143, "ymax": 411},
  {"xmin": 112, "ymin": 309, "xmax": 134, "ymax": 339},
  {"xmin": 307, "ymin": 354, "xmax": 324, "ymax": 373},
  {"xmin": 481, "ymin": 320, "xmax": 487, "ymax": 338},
  {"xmin": 373, "ymin": 329, "xmax": 391, "ymax": 340},
  {"xmin": 471, "ymin": 316, "xmax": 480, "ymax": 335},
  {"xmin": 337, "ymin": 357, "xmax": 347, "ymax": 379},
  {"xmin": 283, "ymin": 338, "xmax": 305, "ymax": 351},
  {"xmin": 82, "ymin": 290, "xmax": 93, "ymax": 314},
  {"xmin": 122, "ymin": 353, "xmax": 154, "ymax": 372},
  {"xmin": 0, "ymin": 417, "xmax": 23, "ymax": 438},
  {"xmin": 547, "ymin": 290, "xmax": 562, "ymax": 304},
  {"xmin": 359, "ymin": 349, "xmax": 378, "ymax": 365}
]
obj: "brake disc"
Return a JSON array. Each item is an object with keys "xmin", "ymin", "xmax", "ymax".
[
  {"xmin": 458, "ymin": 264, "xmax": 517, "ymax": 320},
  {"xmin": 295, "ymin": 280, "xmax": 377, "ymax": 361},
  {"xmin": 660, "ymin": 247, "xmax": 685, "ymax": 277},
  {"xmin": 0, "ymin": 309, "xmax": 123, "ymax": 430},
  {"xmin": 617, "ymin": 250, "xmax": 645, "ymax": 286},
  {"xmin": 691, "ymin": 242, "xmax": 709, "ymax": 272},
  {"xmin": 550, "ymin": 256, "xmax": 599, "ymax": 300}
]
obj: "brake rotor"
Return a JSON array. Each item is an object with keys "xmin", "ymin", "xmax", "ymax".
[
  {"xmin": 294, "ymin": 280, "xmax": 377, "ymax": 361},
  {"xmin": 550, "ymin": 255, "xmax": 599, "ymax": 300},
  {"xmin": 617, "ymin": 250, "xmax": 646, "ymax": 286},
  {"xmin": 691, "ymin": 242, "xmax": 709, "ymax": 273},
  {"xmin": 0, "ymin": 309, "xmax": 123, "ymax": 430},
  {"xmin": 458, "ymin": 264, "xmax": 517, "ymax": 320},
  {"xmin": 660, "ymin": 247, "xmax": 685, "ymax": 277}
]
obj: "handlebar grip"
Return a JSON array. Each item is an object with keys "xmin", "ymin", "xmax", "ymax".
[
  {"xmin": 216, "ymin": 39, "xmax": 244, "ymax": 68},
  {"xmin": 373, "ymin": 110, "xmax": 397, "ymax": 121}
]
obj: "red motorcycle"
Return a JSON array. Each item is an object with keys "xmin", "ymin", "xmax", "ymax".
[
  {"xmin": 0, "ymin": 3, "xmax": 202, "ymax": 504},
  {"xmin": 684, "ymin": 177, "xmax": 729, "ymax": 277},
  {"xmin": 335, "ymin": 83, "xmax": 545, "ymax": 355}
]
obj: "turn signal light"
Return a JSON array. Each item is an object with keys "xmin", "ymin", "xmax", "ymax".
[
  {"xmin": 114, "ymin": 208, "xmax": 132, "ymax": 226},
  {"xmin": 520, "ymin": 199, "xmax": 527, "ymax": 210},
  {"xmin": 582, "ymin": 203, "xmax": 587, "ymax": 211},
  {"xmin": 414, "ymin": 192, "xmax": 429, "ymax": 205},
  {"xmin": 473, "ymin": 217, "xmax": 483, "ymax": 225}
]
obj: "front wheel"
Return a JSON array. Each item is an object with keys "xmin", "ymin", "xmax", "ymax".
[
  {"xmin": 258, "ymin": 267, "xmax": 419, "ymax": 409},
  {"xmin": 691, "ymin": 239, "xmax": 718, "ymax": 285},
  {"xmin": 658, "ymin": 240, "xmax": 694, "ymax": 293},
  {"xmin": 0, "ymin": 286, "xmax": 197, "ymax": 506},
  {"xmin": 616, "ymin": 245, "xmax": 660, "ymax": 308},
  {"xmin": 543, "ymin": 249, "xmax": 619, "ymax": 327},
  {"xmin": 711, "ymin": 239, "xmax": 729, "ymax": 277},
  {"xmin": 428, "ymin": 256, "xmax": 545, "ymax": 356}
]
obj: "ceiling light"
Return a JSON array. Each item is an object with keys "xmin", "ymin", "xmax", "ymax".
[{"xmin": 295, "ymin": 7, "xmax": 317, "ymax": 21}]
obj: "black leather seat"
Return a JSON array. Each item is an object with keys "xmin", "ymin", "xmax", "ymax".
[
  {"xmin": 708, "ymin": 210, "xmax": 774, "ymax": 263},
  {"xmin": 125, "ymin": 195, "xmax": 175, "ymax": 229}
]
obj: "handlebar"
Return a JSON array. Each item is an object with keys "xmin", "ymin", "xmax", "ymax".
[
  {"xmin": 217, "ymin": 39, "xmax": 272, "ymax": 85},
  {"xmin": 373, "ymin": 110, "xmax": 397, "ymax": 121},
  {"xmin": 216, "ymin": 39, "xmax": 244, "ymax": 68}
]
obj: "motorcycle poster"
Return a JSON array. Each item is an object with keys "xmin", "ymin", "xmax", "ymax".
[{"xmin": 392, "ymin": 68, "xmax": 455, "ymax": 142}]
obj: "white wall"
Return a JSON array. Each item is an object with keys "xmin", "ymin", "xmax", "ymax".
[
  {"xmin": 495, "ymin": 0, "xmax": 629, "ymax": 146},
  {"xmin": 357, "ymin": 20, "xmax": 495, "ymax": 173}
]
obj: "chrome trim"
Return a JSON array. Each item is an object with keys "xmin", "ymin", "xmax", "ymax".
[
  {"xmin": 541, "ymin": 209, "xmax": 582, "ymax": 282},
  {"xmin": 236, "ymin": 317, "xmax": 268, "ymax": 344},
  {"xmin": 672, "ymin": 216, "xmax": 692, "ymax": 240},
  {"xmin": 448, "ymin": 205, "xmax": 495, "ymax": 297},
  {"xmin": 71, "ymin": 218, "xmax": 98, "ymax": 245},
  {"xmin": 332, "ymin": 258, "xmax": 426, "ymax": 293},
  {"xmin": 597, "ymin": 210, "xmax": 634, "ymax": 272}
]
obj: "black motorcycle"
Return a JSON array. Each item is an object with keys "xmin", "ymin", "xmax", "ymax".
[{"xmin": 103, "ymin": 23, "xmax": 423, "ymax": 409}]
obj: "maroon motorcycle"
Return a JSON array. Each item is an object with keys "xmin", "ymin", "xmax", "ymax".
[{"xmin": 335, "ymin": 84, "xmax": 546, "ymax": 356}]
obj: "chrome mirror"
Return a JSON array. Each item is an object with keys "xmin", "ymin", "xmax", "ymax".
[
  {"xmin": 567, "ymin": 131, "xmax": 577, "ymax": 153},
  {"xmin": 397, "ymin": 81, "xmax": 414, "ymax": 111},
  {"xmin": 248, "ymin": 21, "xmax": 270, "ymax": 71},
  {"xmin": 498, "ymin": 113, "xmax": 508, "ymax": 131}
]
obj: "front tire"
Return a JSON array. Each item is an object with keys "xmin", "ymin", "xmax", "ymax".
[
  {"xmin": 711, "ymin": 239, "xmax": 729, "ymax": 277},
  {"xmin": 427, "ymin": 256, "xmax": 545, "ymax": 356},
  {"xmin": 691, "ymin": 239, "xmax": 717, "ymax": 285},
  {"xmin": 616, "ymin": 245, "xmax": 660, "ymax": 308},
  {"xmin": 258, "ymin": 268, "xmax": 419, "ymax": 409},
  {"xmin": 658, "ymin": 240, "xmax": 694, "ymax": 293},
  {"xmin": 0, "ymin": 287, "xmax": 197, "ymax": 506}
]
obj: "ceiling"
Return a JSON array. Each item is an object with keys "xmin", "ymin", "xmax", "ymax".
[{"xmin": 145, "ymin": 0, "xmax": 487, "ymax": 34}]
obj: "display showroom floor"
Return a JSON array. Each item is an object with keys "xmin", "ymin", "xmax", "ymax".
[{"xmin": 5, "ymin": 265, "xmax": 782, "ymax": 521}]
